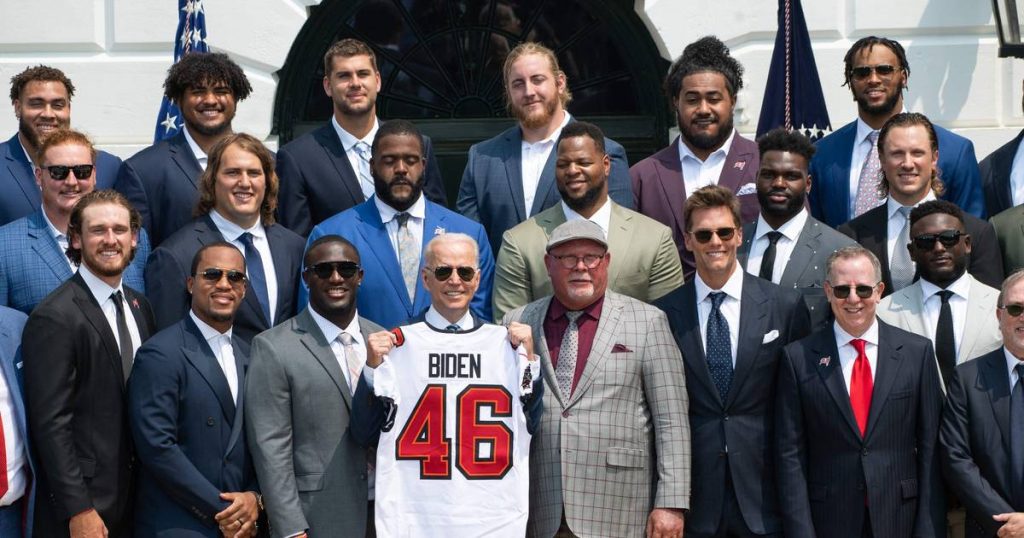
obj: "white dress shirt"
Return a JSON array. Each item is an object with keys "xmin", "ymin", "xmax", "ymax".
[
  {"xmin": 0, "ymin": 364, "xmax": 26, "ymax": 506},
  {"xmin": 209, "ymin": 210, "xmax": 279, "ymax": 325},
  {"xmin": 308, "ymin": 306, "xmax": 367, "ymax": 390},
  {"xmin": 560, "ymin": 198, "xmax": 612, "ymax": 239},
  {"xmin": 521, "ymin": 111, "xmax": 571, "ymax": 216},
  {"xmin": 1004, "ymin": 347, "xmax": 1024, "ymax": 390},
  {"xmin": 694, "ymin": 265, "xmax": 743, "ymax": 367},
  {"xmin": 333, "ymin": 115, "xmax": 380, "ymax": 200},
  {"xmin": 18, "ymin": 136, "xmax": 38, "ymax": 177},
  {"xmin": 78, "ymin": 264, "xmax": 142, "ymax": 358},
  {"xmin": 374, "ymin": 194, "xmax": 426, "ymax": 257},
  {"xmin": 919, "ymin": 274, "xmax": 970, "ymax": 362},
  {"xmin": 745, "ymin": 209, "xmax": 808, "ymax": 284},
  {"xmin": 40, "ymin": 205, "xmax": 74, "ymax": 271},
  {"xmin": 183, "ymin": 126, "xmax": 209, "ymax": 171},
  {"xmin": 835, "ymin": 319, "xmax": 880, "ymax": 390},
  {"xmin": 678, "ymin": 130, "xmax": 736, "ymax": 197},
  {"xmin": 1009, "ymin": 136, "xmax": 1024, "ymax": 208},
  {"xmin": 190, "ymin": 311, "xmax": 238, "ymax": 402},
  {"xmin": 885, "ymin": 192, "xmax": 937, "ymax": 264}
]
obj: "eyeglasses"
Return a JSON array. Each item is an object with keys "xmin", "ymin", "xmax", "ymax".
[
  {"xmin": 549, "ymin": 253, "xmax": 606, "ymax": 270},
  {"xmin": 912, "ymin": 230, "xmax": 964, "ymax": 251},
  {"xmin": 45, "ymin": 164, "xmax": 94, "ymax": 180},
  {"xmin": 829, "ymin": 283, "xmax": 878, "ymax": 299},
  {"xmin": 196, "ymin": 268, "xmax": 248, "ymax": 286},
  {"xmin": 851, "ymin": 64, "xmax": 899, "ymax": 80},
  {"xmin": 426, "ymin": 265, "xmax": 477, "ymax": 282},
  {"xmin": 304, "ymin": 261, "xmax": 360, "ymax": 279},
  {"xmin": 689, "ymin": 228, "xmax": 736, "ymax": 243},
  {"xmin": 1000, "ymin": 304, "xmax": 1024, "ymax": 317}
]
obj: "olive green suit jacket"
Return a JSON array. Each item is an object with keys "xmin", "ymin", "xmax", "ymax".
[{"xmin": 991, "ymin": 204, "xmax": 1024, "ymax": 276}]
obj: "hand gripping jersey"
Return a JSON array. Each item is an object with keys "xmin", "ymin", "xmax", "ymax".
[{"xmin": 372, "ymin": 321, "xmax": 537, "ymax": 538}]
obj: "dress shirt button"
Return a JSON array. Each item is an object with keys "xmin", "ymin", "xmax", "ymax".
[{"xmin": 562, "ymin": 411, "xmax": 570, "ymax": 418}]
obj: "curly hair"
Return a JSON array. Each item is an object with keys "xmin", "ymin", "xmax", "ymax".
[
  {"xmin": 909, "ymin": 199, "xmax": 963, "ymax": 230},
  {"xmin": 163, "ymin": 52, "xmax": 252, "ymax": 103},
  {"xmin": 10, "ymin": 65, "xmax": 74, "ymax": 102},
  {"xmin": 194, "ymin": 133, "xmax": 279, "ymax": 225},
  {"xmin": 502, "ymin": 42, "xmax": 572, "ymax": 108},
  {"xmin": 877, "ymin": 112, "xmax": 944, "ymax": 198},
  {"xmin": 842, "ymin": 36, "xmax": 910, "ymax": 89},
  {"xmin": 557, "ymin": 121, "xmax": 605, "ymax": 154},
  {"xmin": 66, "ymin": 190, "xmax": 142, "ymax": 266},
  {"xmin": 664, "ymin": 36, "xmax": 744, "ymax": 100},
  {"xmin": 756, "ymin": 128, "xmax": 816, "ymax": 162}
]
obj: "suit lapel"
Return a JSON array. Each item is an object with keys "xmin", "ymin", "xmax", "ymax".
[
  {"xmin": 605, "ymin": 204, "xmax": 631, "ymax": 287},
  {"xmin": 533, "ymin": 144, "xmax": 561, "ymax": 216},
  {"xmin": 168, "ymin": 132, "xmax": 203, "ymax": 189},
  {"xmin": 224, "ymin": 337, "xmax": 248, "ymax": 457},
  {"xmin": 416, "ymin": 205, "xmax": 446, "ymax": 313},
  {"xmin": 125, "ymin": 289, "xmax": 152, "ymax": 341},
  {"xmin": 569, "ymin": 293, "xmax": 621, "ymax": 408},
  {"xmin": 4, "ymin": 134, "xmax": 40, "ymax": 211},
  {"xmin": 779, "ymin": 219, "xmax": 823, "ymax": 286},
  {"xmin": 673, "ymin": 283, "xmax": 720, "ymax": 405},
  {"xmin": 355, "ymin": 203, "xmax": 413, "ymax": 314},
  {"xmin": 864, "ymin": 323, "xmax": 906, "ymax": 440},
  {"xmin": 266, "ymin": 225, "xmax": 295, "ymax": 323},
  {"xmin": 896, "ymin": 285, "xmax": 929, "ymax": 337},
  {"xmin": 520, "ymin": 297, "xmax": 563, "ymax": 408},
  {"xmin": 181, "ymin": 318, "xmax": 236, "ymax": 420},
  {"xmin": 653, "ymin": 142, "xmax": 688, "ymax": 235},
  {"xmin": 857, "ymin": 208, "xmax": 893, "ymax": 289},
  {"xmin": 982, "ymin": 351, "xmax": 1014, "ymax": 454},
  {"xmin": 70, "ymin": 275, "xmax": 125, "ymax": 385},
  {"xmin": 728, "ymin": 275, "xmax": 768, "ymax": 407},
  {"xmin": 502, "ymin": 129, "xmax": 527, "ymax": 222},
  {"xmin": 315, "ymin": 124, "xmax": 365, "ymax": 203},
  {"xmin": 297, "ymin": 310, "xmax": 351, "ymax": 408},
  {"xmin": 719, "ymin": 136, "xmax": 754, "ymax": 193},
  {"xmin": 959, "ymin": 277, "xmax": 988, "ymax": 361},
  {"xmin": 27, "ymin": 212, "xmax": 73, "ymax": 280},
  {"xmin": 827, "ymin": 123, "xmax": 857, "ymax": 223},
  {"xmin": 814, "ymin": 328, "xmax": 862, "ymax": 439}
]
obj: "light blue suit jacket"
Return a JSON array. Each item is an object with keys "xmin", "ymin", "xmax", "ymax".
[
  {"xmin": 0, "ymin": 210, "xmax": 149, "ymax": 314},
  {"xmin": 0, "ymin": 306, "xmax": 33, "ymax": 536},
  {"xmin": 304, "ymin": 197, "xmax": 495, "ymax": 329}
]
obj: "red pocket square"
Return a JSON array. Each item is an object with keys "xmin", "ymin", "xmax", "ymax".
[{"xmin": 612, "ymin": 343, "xmax": 632, "ymax": 353}]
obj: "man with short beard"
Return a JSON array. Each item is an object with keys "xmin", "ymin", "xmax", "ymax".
[
  {"xmin": 808, "ymin": 36, "xmax": 984, "ymax": 228},
  {"xmin": 457, "ymin": 41, "xmax": 634, "ymax": 254},
  {"xmin": 305, "ymin": 120, "xmax": 494, "ymax": 330},
  {"xmin": 1, "ymin": 65, "xmax": 123, "ymax": 226},
  {"xmin": 493, "ymin": 121, "xmax": 682, "ymax": 320},
  {"xmin": 631, "ymin": 36, "xmax": 761, "ymax": 280},
  {"xmin": 115, "ymin": 52, "xmax": 253, "ymax": 247}
]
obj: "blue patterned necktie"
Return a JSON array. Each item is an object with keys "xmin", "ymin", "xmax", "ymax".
[
  {"xmin": 238, "ymin": 232, "xmax": 271, "ymax": 324},
  {"xmin": 706, "ymin": 292, "xmax": 733, "ymax": 401}
]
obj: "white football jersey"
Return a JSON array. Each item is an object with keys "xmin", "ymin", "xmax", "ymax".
[{"xmin": 372, "ymin": 321, "xmax": 535, "ymax": 538}]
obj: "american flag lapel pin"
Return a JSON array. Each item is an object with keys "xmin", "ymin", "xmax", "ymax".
[
  {"xmin": 132, "ymin": 298, "xmax": 140, "ymax": 309},
  {"xmin": 734, "ymin": 161, "xmax": 746, "ymax": 171},
  {"xmin": 819, "ymin": 356, "xmax": 831, "ymax": 367},
  {"xmin": 434, "ymin": 226, "xmax": 445, "ymax": 236}
]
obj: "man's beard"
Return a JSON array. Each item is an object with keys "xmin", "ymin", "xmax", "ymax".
[
  {"xmin": 855, "ymin": 87, "xmax": 901, "ymax": 117},
  {"xmin": 375, "ymin": 174, "xmax": 424, "ymax": 212},
  {"xmin": 680, "ymin": 111, "xmax": 734, "ymax": 152},
  {"xmin": 19, "ymin": 115, "xmax": 68, "ymax": 150},
  {"xmin": 559, "ymin": 181, "xmax": 604, "ymax": 213},
  {"xmin": 515, "ymin": 97, "xmax": 558, "ymax": 130}
]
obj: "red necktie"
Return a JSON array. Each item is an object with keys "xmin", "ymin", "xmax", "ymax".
[{"xmin": 849, "ymin": 338, "xmax": 873, "ymax": 437}]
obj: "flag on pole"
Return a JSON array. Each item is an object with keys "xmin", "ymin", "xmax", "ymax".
[
  {"xmin": 153, "ymin": 0, "xmax": 209, "ymax": 142},
  {"xmin": 756, "ymin": 0, "xmax": 831, "ymax": 140}
]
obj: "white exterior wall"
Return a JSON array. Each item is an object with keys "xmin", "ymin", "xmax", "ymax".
[{"xmin": 0, "ymin": 0, "xmax": 1015, "ymax": 159}]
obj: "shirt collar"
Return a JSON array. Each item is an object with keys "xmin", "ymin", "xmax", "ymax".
[
  {"xmin": 1004, "ymin": 347, "xmax": 1024, "ymax": 381},
  {"xmin": 560, "ymin": 198, "xmax": 612, "ymax": 238},
  {"xmin": 920, "ymin": 272, "xmax": 971, "ymax": 302},
  {"xmin": 18, "ymin": 136, "xmax": 37, "ymax": 169},
  {"xmin": 546, "ymin": 294, "xmax": 604, "ymax": 323},
  {"xmin": 856, "ymin": 107, "xmax": 908, "ymax": 144},
  {"xmin": 78, "ymin": 263, "xmax": 124, "ymax": 307},
  {"xmin": 39, "ymin": 205, "xmax": 66, "ymax": 240},
  {"xmin": 182, "ymin": 126, "xmax": 208, "ymax": 164},
  {"xmin": 332, "ymin": 115, "xmax": 380, "ymax": 152},
  {"xmin": 694, "ymin": 264, "xmax": 744, "ymax": 304},
  {"xmin": 678, "ymin": 129, "xmax": 736, "ymax": 164},
  {"xmin": 208, "ymin": 209, "xmax": 264, "ymax": 242},
  {"xmin": 374, "ymin": 193, "xmax": 426, "ymax": 224},
  {"xmin": 425, "ymin": 306, "xmax": 475, "ymax": 330},
  {"xmin": 189, "ymin": 310, "xmax": 232, "ymax": 340},
  {"xmin": 522, "ymin": 111, "xmax": 572, "ymax": 148},
  {"xmin": 754, "ymin": 209, "xmax": 808, "ymax": 242},
  {"xmin": 833, "ymin": 318, "xmax": 880, "ymax": 348},
  {"xmin": 885, "ymin": 190, "xmax": 937, "ymax": 220},
  {"xmin": 308, "ymin": 305, "xmax": 363, "ymax": 347}
]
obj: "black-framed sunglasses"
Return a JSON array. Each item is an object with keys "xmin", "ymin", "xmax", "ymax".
[
  {"xmin": 1000, "ymin": 304, "xmax": 1024, "ymax": 317},
  {"xmin": 829, "ymin": 283, "xmax": 879, "ymax": 299},
  {"xmin": 197, "ymin": 268, "xmax": 248, "ymax": 286},
  {"xmin": 45, "ymin": 164, "xmax": 94, "ymax": 180},
  {"xmin": 851, "ymin": 64, "xmax": 898, "ymax": 80},
  {"xmin": 426, "ymin": 265, "xmax": 476, "ymax": 282},
  {"xmin": 550, "ymin": 253, "xmax": 606, "ymax": 270},
  {"xmin": 912, "ymin": 230, "xmax": 964, "ymax": 251},
  {"xmin": 689, "ymin": 228, "xmax": 736, "ymax": 243},
  {"xmin": 304, "ymin": 261, "xmax": 361, "ymax": 279}
]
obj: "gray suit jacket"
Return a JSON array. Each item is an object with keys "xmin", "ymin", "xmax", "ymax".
[
  {"xmin": 504, "ymin": 291, "xmax": 690, "ymax": 537},
  {"xmin": 739, "ymin": 215, "xmax": 856, "ymax": 329},
  {"xmin": 245, "ymin": 309, "xmax": 384, "ymax": 537}
]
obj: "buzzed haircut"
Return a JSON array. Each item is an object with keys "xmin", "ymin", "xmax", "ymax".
[
  {"xmin": 371, "ymin": 119, "xmax": 423, "ymax": 156},
  {"xmin": 163, "ymin": 52, "xmax": 253, "ymax": 103},
  {"xmin": 909, "ymin": 199, "xmax": 964, "ymax": 230},
  {"xmin": 10, "ymin": 65, "xmax": 75, "ymax": 102},
  {"xmin": 323, "ymin": 38, "xmax": 378, "ymax": 75},
  {"xmin": 683, "ymin": 185, "xmax": 742, "ymax": 231},
  {"xmin": 664, "ymin": 36, "xmax": 744, "ymax": 100},
  {"xmin": 36, "ymin": 128, "xmax": 96, "ymax": 165},
  {"xmin": 557, "ymin": 121, "xmax": 605, "ymax": 154},
  {"xmin": 190, "ymin": 241, "xmax": 245, "ymax": 276},
  {"xmin": 304, "ymin": 234, "xmax": 361, "ymax": 266},
  {"xmin": 842, "ymin": 36, "xmax": 910, "ymax": 89},
  {"xmin": 756, "ymin": 128, "xmax": 816, "ymax": 162}
]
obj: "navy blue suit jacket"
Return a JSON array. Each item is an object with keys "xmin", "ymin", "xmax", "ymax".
[
  {"xmin": 276, "ymin": 122, "xmax": 449, "ymax": 237},
  {"xmin": 654, "ymin": 273, "xmax": 810, "ymax": 536},
  {"xmin": 145, "ymin": 214, "xmax": 305, "ymax": 345},
  {"xmin": 304, "ymin": 197, "xmax": 495, "ymax": 329},
  {"xmin": 0, "ymin": 306, "xmax": 33, "ymax": 536},
  {"xmin": 808, "ymin": 120, "xmax": 984, "ymax": 227},
  {"xmin": 128, "ymin": 316, "xmax": 256, "ymax": 537},
  {"xmin": 979, "ymin": 129, "xmax": 1024, "ymax": 218},
  {"xmin": 0, "ymin": 133, "xmax": 122, "ymax": 227},
  {"xmin": 456, "ymin": 121, "xmax": 634, "ymax": 253}
]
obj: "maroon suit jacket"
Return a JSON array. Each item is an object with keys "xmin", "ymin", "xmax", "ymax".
[{"xmin": 630, "ymin": 134, "xmax": 760, "ymax": 279}]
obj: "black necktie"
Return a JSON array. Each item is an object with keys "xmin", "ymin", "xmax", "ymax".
[
  {"xmin": 111, "ymin": 291, "xmax": 133, "ymax": 382},
  {"xmin": 935, "ymin": 290, "xmax": 956, "ymax": 389},
  {"xmin": 759, "ymin": 231, "xmax": 784, "ymax": 281},
  {"xmin": 238, "ymin": 232, "xmax": 271, "ymax": 324},
  {"xmin": 1011, "ymin": 364, "xmax": 1024, "ymax": 509}
]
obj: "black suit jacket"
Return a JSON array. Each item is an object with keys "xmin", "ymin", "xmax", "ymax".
[
  {"xmin": 979, "ymin": 130, "xmax": 1024, "ymax": 218},
  {"xmin": 22, "ymin": 273, "xmax": 156, "ymax": 537},
  {"xmin": 653, "ymin": 272, "xmax": 810, "ymax": 536},
  {"xmin": 776, "ymin": 320, "xmax": 945, "ymax": 538},
  {"xmin": 144, "ymin": 214, "xmax": 305, "ymax": 345},
  {"xmin": 838, "ymin": 203, "xmax": 1003, "ymax": 296},
  {"xmin": 940, "ymin": 348, "xmax": 1021, "ymax": 538},
  {"xmin": 275, "ymin": 123, "xmax": 448, "ymax": 237}
]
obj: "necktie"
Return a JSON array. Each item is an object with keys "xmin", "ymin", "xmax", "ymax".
[
  {"xmin": 354, "ymin": 141, "xmax": 374, "ymax": 200},
  {"xmin": 338, "ymin": 332, "xmax": 362, "ymax": 396},
  {"xmin": 556, "ymin": 311, "xmax": 583, "ymax": 400},
  {"xmin": 759, "ymin": 231, "xmax": 784, "ymax": 282},
  {"xmin": 445, "ymin": 324, "xmax": 461, "ymax": 332},
  {"xmin": 238, "ymin": 232, "xmax": 271, "ymax": 324},
  {"xmin": 706, "ymin": 292, "xmax": 733, "ymax": 401},
  {"xmin": 849, "ymin": 338, "xmax": 873, "ymax": 437},
  {"xmin": 853, "ymin": 131, "xmax": 883, "ymax": 217},
  {"xmin": 934, "ymin": 290, "xmax": 956, "ymax": 389},
  {"xmin": 395, "ymin": 212, "xmax": 419, "ymax": 301},
  {"xmin": 890, "ymin": 206, "xmax": 915, "ymax": 291},
  {"xmin": 111, "ymin": 290, "xmax": 134, "ymax": 382},
  {"xmin": 1011, "ymin": 364, "xmax": 1024, "ymax": 508}
]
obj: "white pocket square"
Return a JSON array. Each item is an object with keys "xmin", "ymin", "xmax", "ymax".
[
  {"xmin": 736, "ymin": 182, "xmax": 757, "ymax": 196},
  {"xmin": 762, "ymin": 330, "xmax": 780, "ymax": 344}
]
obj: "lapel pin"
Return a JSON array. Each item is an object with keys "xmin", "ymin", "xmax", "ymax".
[
  {"xmin": 132, "ymin": 298, "xmax": 140, "ymax": 309},
  {"xmin": 819, "ymin": 356, "xmax": 831, "ymax": 367},
  {"xmin": 733, "ymin": 161, "xmax": 746, "ymax": 170},
  {"xmin": 434, "ymin": 226, "xmax": 446, "ymax": 236}
]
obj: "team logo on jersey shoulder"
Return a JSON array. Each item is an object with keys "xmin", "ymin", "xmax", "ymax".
[{"xmin": 391, "ymin": 327, "xmax": 405, "ymax": 347}]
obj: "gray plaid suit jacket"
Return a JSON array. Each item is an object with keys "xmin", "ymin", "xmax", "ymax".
[{"xmin": 505, "ymin": 291, "xmax": 691, "ymax": 537}]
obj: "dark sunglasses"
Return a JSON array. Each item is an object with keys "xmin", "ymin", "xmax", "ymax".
[
  {"xmin": 304, "ymin": 261, "xmax": 360, "ymax": 279},
  {"xmin": 197, "ymin": 268, "xmax": 247, "ymax": 286},
  {"xmin": 851, "ymin": 64, "xmax": 898, "ymax": 80},
  {"xmin": 690, "ymin": 228, "xmax": 736, "ymax": 243},
  {"xmin": 1000, "ymin": 304, "xmax": 1024, "ymax": 317},
  {"xmin": 912, "ymin": 230, "xmax": 964, "ymax": 250},
  {"xmin": 427, "ymin": 265, "xmax": 476, "ymax": 282},
  {"xmin": 829, "ymin": 283, "xmax": 878, "ymax": 299},
  {"xmin": 45, "ymin": 164, "xmax": 94, "ymax": 180}
]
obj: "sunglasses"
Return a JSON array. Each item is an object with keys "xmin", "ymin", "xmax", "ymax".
[
  {"xmin": 829, "ymin": 283, "xmax": 878, "ymax": 299},
  {"xmin": 45, "ymin": 164, "xmax": 94, "ymax": 180},
  {"xmin": 851, "ymin": 64, "xmax": 899, "ymax": 80},
  {"xmin": 689, "ymin": 228, "xmax": 736, "ymax": 243},
  {"xmin": 1000, "ymin": 304, "xmax": 1024, "ymax": 317},
  {"xmin": 550, "ymin": 253, "xmax": 606, "ymax": 270},
  {"xmin": 305, "ymin": 261, "xmax": 360, "ymax": 279},
  {"xmin": 427, "ymin": 265, "xmax": 476, "ymax": 282},
  {"xmin": 912, "ymin": 230, "xmax": 963, "ymax": 251},
  {"xmin": 197, "ymin": 268, "xmax": 248, "ymax": 286}
]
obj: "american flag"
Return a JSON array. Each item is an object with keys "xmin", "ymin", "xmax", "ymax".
[{"xmin": 153, "ymin": 0, "xmax": 209, "ymax": 142}]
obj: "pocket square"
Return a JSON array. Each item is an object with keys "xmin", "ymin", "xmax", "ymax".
[
  {"xmin": 762, "ymin": 329, "xmax": 780, "ymax": 344},
  {"xmin": 612, "ymin": 343, "xmax": 632, "ymax": 353},
  {"xmin": 736, "ymin": 182, "xmax": 757, "ymax": 196}
]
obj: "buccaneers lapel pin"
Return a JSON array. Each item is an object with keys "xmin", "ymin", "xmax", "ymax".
[
  {"xmin": 434, "ymin": 226, "xmax": 446, "ymax": 236},
  {"xmin": 819, "ymin": 356, "xmax": 831, "ymax": 367},
  {"xmin": 132, "ymin": 298, "xmax": 140, "ymax": 309},
  {"xmin": 733, "ymin": 161, "xmax": 746, "ymax": 170}
]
